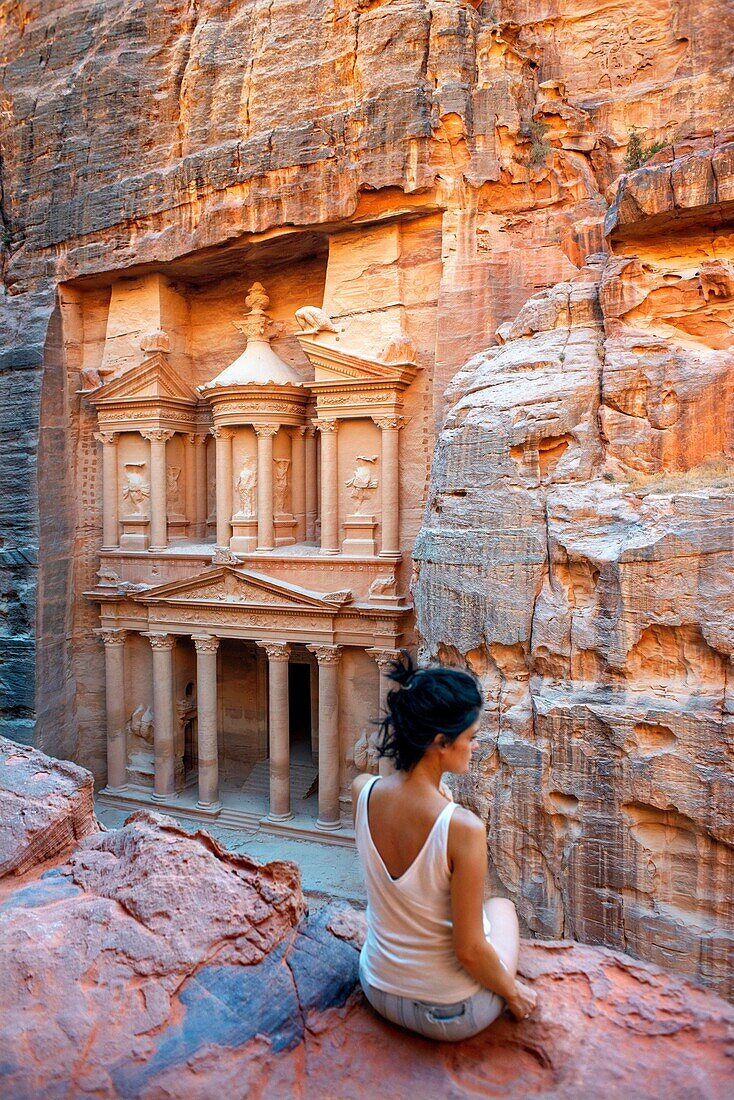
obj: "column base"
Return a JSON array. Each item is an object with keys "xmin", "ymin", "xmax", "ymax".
[
  {"xmin": 196, "ymin": 799, "xmax": 223, "ymax": 815},
  {"xmin": 319, "ymin": 548, "xmax": 340, "ymax": 556},
  {"xmin": 148, "ymin": 545, "xmax": 168, "ymax": 553},
  {"xmin": 100, "ymin": 544, "xmax": 120, "ymax": 552},
  {"xmin": 105, "ymin": 783, "xmax": 128, "ymax": 795},
  {"xmin": 268, "ymin": 810, "xmax": 295, "ymax": 822},
  {"xmin": 255, "ymin": 545, "xmax": 275, "ymax": 553},
  {"xmin": 151, "ymin": 791, "xmax": 175, "ymax": 804},
  {"xmin": 316, "ymin": 817, "xmax": 343, "ymax": 832}
]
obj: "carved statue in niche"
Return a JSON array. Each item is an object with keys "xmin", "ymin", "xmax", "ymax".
[
  {"xmin": 236, "ymin": 458, "xmax": 257, "ymax": 515},
  {"xmin": 127, "ymin": 704, "xmax": 154, "ymax": 745},
  {"xmin": 346, "ymin": 455, "xmax": 378, "ymax": 514},
  {"xmin": 166, "ymin": 466, "xmax": 184, "ymax": 514},
  {"xmin": 122, "ymin": 463, "xmax": 149, "ymax": 515},
  {"xmin": 273, "ymin": 458, "xmax": 290, "ymax": 515},
  {"xmin": 353, "ymin": 728, "xmax": 380, "ymax": 774}
]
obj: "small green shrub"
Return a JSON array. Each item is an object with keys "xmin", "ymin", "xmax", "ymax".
[
  {"xmin": 624, "ymin": 128, "xmax": 667, "ymax": 172},
  {"xmin": 526, "ymin": 120, "xmax": 552, "ymax": 167}
]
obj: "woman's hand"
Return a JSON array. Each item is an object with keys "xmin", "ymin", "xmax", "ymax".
[{"xmin": 505, "ymin": 979, "xmax": 537, "ymax": 1021}]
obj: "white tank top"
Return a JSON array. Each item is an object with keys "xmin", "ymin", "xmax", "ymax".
[{"xmin": 356, "ymin": 775, "xmax": 488, "ymax": 1003}]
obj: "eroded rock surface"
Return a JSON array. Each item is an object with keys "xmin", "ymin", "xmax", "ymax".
[
  {"xmin": 0, "ymin": 735, "xmax": 99, "ymax": 876},
  {"xmin": 1, "ymin": 751, "xmax": 731, "ymax": 1100},
  {"xmin": 414, "ymin": 167, "xmax": 734, "ymax": 998}
]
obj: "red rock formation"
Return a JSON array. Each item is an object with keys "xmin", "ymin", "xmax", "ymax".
[{"xmin": 1, "ymin": 745, "xmax": 732, "ymax": 1099}]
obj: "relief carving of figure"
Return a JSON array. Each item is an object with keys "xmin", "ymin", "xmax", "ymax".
[
  {"xmin": 166, "ymin": 466, "xmax": 184, "ymax": 514},
  {"xmin": 353, "ymin": 729, "xmax": 380, "ymax": 774},
  {"xmin": 273, "ymin": 458, "xmax": 290, "ymax": 514},
  {"xmin": 345, "ymin": 455, "xmax": 378, "ymax": 513},
  {"xmin": 122, "ymin": 463, "xmax": 150, "ymax": 515},
  {"xmin": 236, "ymin": 458, "xmax": 257, "ymax": 515},
  {"xmin": 127, "ymin": 704, "xmax": 154, "ymax": 745}
]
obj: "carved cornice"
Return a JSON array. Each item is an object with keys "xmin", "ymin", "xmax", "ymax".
[
  {"xmin": 257, "ymin": 640, "xmax": 291, "ymax": 661},
  {"xmin": 94, "ymin": 431, "xmax": 118, "ymax": 446},
  {"xmin": 143, "ymin": 631, "xmax": 176, "ymax": 650},
  {"xmin": 307, "ymin": 643, "xmax": 342, "ymax": 665},
  {"xmin": 141, "ymin": 429, "xmax": 175, "ymax": 444},
  {"xmin": 96, "ymin": 627, "xmax": 128, "ymax": 647},
  {"xmin": 192, "ymin": 634, "xmax": 220, "ymax": 653}
]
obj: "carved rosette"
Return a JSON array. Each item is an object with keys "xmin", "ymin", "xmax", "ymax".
[
  {"xmin": 257, "ymin": 641, "xmax": 291, "ymax": 662},
  {"xmin": 96, "ymin": 628, "xmax": 128, "ymax": 648},
  {"xmin": 307, "ymin": 644, "xmax": 342, "ymax": 665},
  {"xmin": 192, "ymin": 634, "xmax": 220, "ymax": 654}
]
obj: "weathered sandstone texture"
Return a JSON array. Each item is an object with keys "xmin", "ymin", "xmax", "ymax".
[
  {"xmin": 1, "ymin": 744, "xmax": 732, "ymax": 1100},
  {"xmin": 414, "ymin": 145, "xmax": 734, "ymax": 999}
]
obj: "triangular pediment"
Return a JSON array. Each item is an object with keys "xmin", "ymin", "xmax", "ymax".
[
  {"xmin": 296, "ymin": 334, "xmax": 418, "ymax": 387},
  {"xmin": 134, "ymin": 565, "xmax": 352, "ymax": 611},
  {"xmin": 88, "ymin": 354, "xmax": 199, "ymax": 406}
]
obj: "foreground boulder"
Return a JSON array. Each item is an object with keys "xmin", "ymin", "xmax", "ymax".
[{"xmin": 1, "ymin": 744, "xmax": 731, "ymax": 1098}]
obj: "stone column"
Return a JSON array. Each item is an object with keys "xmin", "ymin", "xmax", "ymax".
[
  {"xmin": 142, "ymin": 429, "xmax": 173, "ymax": 551},
  {"xmin": 184, "ymin": 434, "xmax": 197, "ymax": 536},
  {"xmin": 317, "ymin": 419, "xmax": 339, "ymax": 554},
  {"xmin": 369, "ymin": 647, "xmax": 401, "ymax": 776},
  {"xmin": 193, "ymin": 634, "xmax": 221, "ymax": 811},
  {"xmin": 374, "ymin": 417, "xmax": 404, "ymax": 556},
  {"xmin": 255, "ymin": 424, "xmax": 278, "ymax": 551},
  {"xmin": 307, "ymin": 644, "xmax": 342, "ymax": 830},
  {"xmin": 304, "ymin": 426, "xmax": 317, "ymax": 541},
  {"xmin": 95, "ymin": 431, "xmax": 119, "ymax": 550},
  {"xmin": 145, "ymin": 632, "xmax": 177, "ymax": 801},
  {"xmin": 212, "ymin": 427, "xmax": 234, "ymax": 549},
  {"xmin": 192, "ymin": 433, "xmax": 208, "ymax": 538},
  {"xmin": 98, "ymin": 628, "xmax": 128, "ymax": 791},
  {"xmin": 258, "ymin": 642, "xmax": 292, "ymax": 820},
  {"xmin": 290, "ymin": 427, "xmax": 306, "ymax": 542}
]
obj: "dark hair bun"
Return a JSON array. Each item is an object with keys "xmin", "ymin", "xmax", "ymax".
[{"xmin": 376, "ymin": 652, "xmax": 482, "ymax": 771}]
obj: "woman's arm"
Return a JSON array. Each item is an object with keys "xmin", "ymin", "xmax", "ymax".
[
  {"xmin": 352, "ymin": 773, "xmax": 373, "ymax": 827},
  {"xmin": 449, "ymin": 809, "xmax": 536, "ymax": 1019}
]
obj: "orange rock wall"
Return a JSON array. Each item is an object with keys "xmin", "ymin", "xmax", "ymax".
[{"xmin": 0, "ymin": 0, "xmax": 732, "ymax": 991}]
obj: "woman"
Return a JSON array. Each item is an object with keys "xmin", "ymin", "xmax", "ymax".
[{"xmin": 352, "ymin": 656, "xmax": 537, "ymax": 1042}]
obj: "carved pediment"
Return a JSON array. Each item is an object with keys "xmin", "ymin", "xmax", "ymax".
[
  {"xmin": 134, "ymin": 566, "xmax": 352, "ymax": 612},
  {"xmin": 296, "ymin": 334, "xmax": 418, "ymax": 389},
  {"xmin": 88, "ymin": 354, "xmax": 199, "ymax": 407}
]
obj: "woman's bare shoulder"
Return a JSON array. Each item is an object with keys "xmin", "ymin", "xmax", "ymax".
[
  {"xmin": 352, "ymin": 772, "xmax": 376, "ymax": 799},
  {"xmin": 448, "ymin": 805, "xmax": 486, "ymax": 851}
]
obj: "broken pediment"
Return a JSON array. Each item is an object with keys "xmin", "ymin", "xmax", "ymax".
[
  {"xmin": 133, "ymin": 566, "xmax": 352, "ymax": 612},
  {"xmin": 87, "ymin": 353, "xmax": 200, "ymax": 408},
  {"xmin": 296, "ymin": 333, "xmax": 419, "ymax": 389}
]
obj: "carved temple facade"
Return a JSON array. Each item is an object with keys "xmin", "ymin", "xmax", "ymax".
[{"xmin": 80, "ymin": 245, "xmax": 433, "ymax": 838}]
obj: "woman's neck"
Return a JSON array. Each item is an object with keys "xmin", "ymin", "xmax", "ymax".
[{"xmin": 404, "ymin": 752, "xmax": 445, "ymax": 792}]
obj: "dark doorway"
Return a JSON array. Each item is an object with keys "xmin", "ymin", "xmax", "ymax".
[{"xmin": 288, "ymin": 663, "xmax": 312, "ymax": 766}]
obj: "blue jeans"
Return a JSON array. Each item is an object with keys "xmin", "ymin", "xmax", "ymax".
[{"xmin": 359, "ymin": 956, "xmax": 505, "ymax": 1042}]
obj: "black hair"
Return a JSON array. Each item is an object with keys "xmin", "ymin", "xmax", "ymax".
[{"xmin": 377, "ymin": 652, "xmax": 483, "ymax": 772}]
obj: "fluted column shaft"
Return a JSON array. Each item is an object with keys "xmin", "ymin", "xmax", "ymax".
[
  {"xmin": 291, "ymin": 428, "xmax": 306, "ymax": 542},
  {"xmin": 96, "ymin": 432, "xmax": 119, "ymax": 550},
  {"xmin": 308, "ymin": 645, "xmax": 342, "ymax": 830},
  {"xmin": 258, "ymin": 642, "xmax": 292, "ymax": 820},
  {"xmin": 374, "ymin": 417, "xmax": 403, "ymax": 556},
  {"xmin": 255, "ymin": 425, "xmax": 278, "ymax": 551},
  {"xmin": 143, "ymin": 430, "xmax": 172, "ymax": 551},
  {"xmin": 317, "ymin": 419, "xmax": 339, "ymax": 554},
  {"xmin": 369, "ymin": 648, "xmax": 400, "ymax": 776},
  {"xmin": 98, "ymin": 629, "xmax": 127, "ymax": 791},
  {"xmin": 193, "ymin": 634, "xmax": 221, "ymax": 810},
  {"xmin": 304, "ymin": 427, "xmax": 317, "ymax": 541},
  {"xmin": 145, "ymin": 632, "xmax": 177, "ymax": 801},
  {"xmin": 213, "ymin": 427, "xmax": 234, "ymax": 549}
]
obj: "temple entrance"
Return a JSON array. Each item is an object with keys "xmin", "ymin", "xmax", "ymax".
[{"xmin": 287, "ymin": 660, "xmax": 318, "ymax": 815}]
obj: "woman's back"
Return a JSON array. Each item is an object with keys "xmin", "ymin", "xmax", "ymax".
[{"xmin": 356, "ymin": 775, "xmax": 484, "ymax": 1003}]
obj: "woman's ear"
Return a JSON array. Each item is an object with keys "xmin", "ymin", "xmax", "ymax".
[{"xmin": 433, "ymin": 733, "xmax": 448, "ymax": 750}]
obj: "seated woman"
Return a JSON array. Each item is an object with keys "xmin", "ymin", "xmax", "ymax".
[{"xmin": 352, "ymin": 656, "xmax": 537, "ymax": 1042}]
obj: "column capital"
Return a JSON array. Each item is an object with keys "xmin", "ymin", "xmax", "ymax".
[
  {"xmin": 372, "ymin": 415, "xmax": 406, "ymax": 431},
  {"xmin": 94, "ymin": 430, "xmax": 118, "ymax": 446},
  {"xmin": 307, "ymin": 644, "xmax": 342, "ymax": 665},
  {"xmin": 187, "ymin": 432, "xmax": 209, "ymax": 446},
  {"xmin": 314, "ymin": 418, "xmax": 338, "ymax": 434},
  {"xmin": 141, "ymin": 428, "xmax": 175, "ymax": 444},
  {"xmin": 210, "ymin": 426, "xmax": 235, "ymax": 440},
  {"xmin": 193, "ymin": 634, "xmax": 220, "ymax": 653},
  {"xmin": 143, "ymin": 631, "xmax": 177, "ymax": 651},
  {"xmin": 290, "ymin": 426, "xmax": 307, "ymax": 438},
  {"xmin": 96, "ymin": 627, "xmax": 128, "ymax": 647},
  {"xmin": 367, "ymin": 647, "xmax": 401, "ymax": 672},
  {"xmin": 304, "ymin": 425, "xmax": 317, "ymax": 438},
  {"xmin": 257, "ymin": 640, "xmax": 291, "ymax": 662},
  {"xmin": 254, "ymin": 423, "xmax": 280, "ymax": 438}
]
